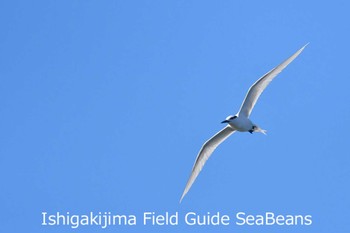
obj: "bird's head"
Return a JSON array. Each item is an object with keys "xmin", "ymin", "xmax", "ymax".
[{"xmin": 221, "ymin": 115, "xmax": 237, "ymax": 124}]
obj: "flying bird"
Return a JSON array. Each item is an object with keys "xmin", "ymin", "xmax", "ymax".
[{"xmin": 180, "ymin": 44, "xmax": 308, "ymax": 203}]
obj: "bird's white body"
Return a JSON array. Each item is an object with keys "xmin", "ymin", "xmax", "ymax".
[
  {"xmin": 180, "ymin": 44, "xmax": 308, "ymax": 203},
  {"xmin": 227, "ymin": 116, "xmax": 266, "ymax": 134},
  {"xmin": 228, "ymin": 116, "xmax": 254, "ymax": 132}
]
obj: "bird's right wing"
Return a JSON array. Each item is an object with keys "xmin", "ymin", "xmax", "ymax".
[
  {"xmin": 180, "ymin": 125, "xmax": 236, "ymax": 203},
  {"xmin": 238, "ymin": 44, "xmax": 308, "ymax": 118}
]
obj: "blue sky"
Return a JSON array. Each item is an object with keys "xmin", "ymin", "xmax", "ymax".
[{"xmin": 1, "ymin": 0, "xmax": 349, "ymax": 232}]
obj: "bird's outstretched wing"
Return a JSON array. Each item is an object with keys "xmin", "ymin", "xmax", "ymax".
[
  {"xmin": 180, "ymin": 126, "xmax": 236, "ymax": 203},
  {"xmin": 238, "ymin": 44, "xmax": 308, "ymax": 118}
]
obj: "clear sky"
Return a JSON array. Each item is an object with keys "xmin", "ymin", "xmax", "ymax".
[{"xmin": 1, "ymin": 0, "xmax": 349, "ymax": 232}]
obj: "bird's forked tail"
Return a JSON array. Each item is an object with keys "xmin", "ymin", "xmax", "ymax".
[{"xmin": 255, "ymin": 126, "xmax": 267, "ymax": 135}]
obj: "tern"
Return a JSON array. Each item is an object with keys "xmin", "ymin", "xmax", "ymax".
[{"xmin": 180, "ymin": 44, "xmax": 308, "ymax": 203}]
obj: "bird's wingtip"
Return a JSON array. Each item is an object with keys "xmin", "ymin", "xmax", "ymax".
[
  {"xmin": 302, "ymin": 42, "xmax": 310, "ymax": 49},
  {"xmin": 179, "ymin": 189, "xmax": 188, "ymax": 204},
  {"xmin": 179, "ymin": 194, "xmax": 185, "ymax": 204}
]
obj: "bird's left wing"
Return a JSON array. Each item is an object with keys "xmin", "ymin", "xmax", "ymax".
[
  {"xmin": 238, "ymin": 44, "xmax": 308, "ymax": 118},
  {"xmin": 180, "ymin": 125, "xmax": 236, "ymax": 203}
]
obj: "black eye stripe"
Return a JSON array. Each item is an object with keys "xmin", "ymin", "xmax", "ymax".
[{"xmin": 230, "ymin": 116, "xmax": 237, "ymax": 120}]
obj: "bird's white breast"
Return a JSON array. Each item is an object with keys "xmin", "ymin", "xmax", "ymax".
[{"xmin": 229, "ymin": 116, "xmax": 253, "ymax": 132}]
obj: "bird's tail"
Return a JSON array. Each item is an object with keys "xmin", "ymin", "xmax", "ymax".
[{"xmin": 255, "ymin": 126, "xmax": 267, "ymax": 135}]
